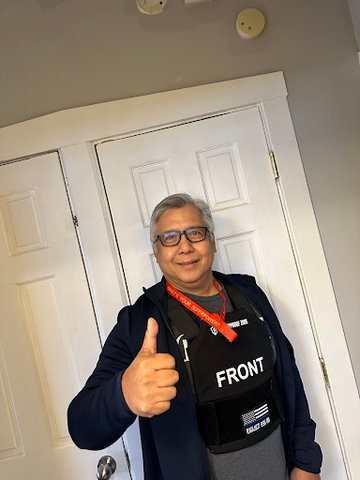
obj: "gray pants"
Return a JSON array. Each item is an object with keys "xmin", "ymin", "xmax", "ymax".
[{"xmin": 207, "ymin": 426, "xmax": 288, "ymax": 480}]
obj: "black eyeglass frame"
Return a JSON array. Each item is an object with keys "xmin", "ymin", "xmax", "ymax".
[{"xmin": 155, "ymin": 226, "xmax": 209, "ymax": 247}]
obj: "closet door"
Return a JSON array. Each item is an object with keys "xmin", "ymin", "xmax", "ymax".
[
  {"xmin": 0, "ymin": 152, "xmax": 129, "ymax": 480},
  {"xmin": 96, "ymin": 105, "xmax": 346, "ymax": 479}
]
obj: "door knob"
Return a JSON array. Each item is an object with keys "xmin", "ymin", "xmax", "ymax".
[{"xmin": 96, "ymin": 455, "xmax": 117, "ymax": 480}]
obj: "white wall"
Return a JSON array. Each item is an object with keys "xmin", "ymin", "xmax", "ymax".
[
  {"xmin": 347, "ymin": 0, "xmax": 360, "ymax": 48},
  {"xmin": 1, "ymin": 0, "xmax": 359, "ymax": 388}
]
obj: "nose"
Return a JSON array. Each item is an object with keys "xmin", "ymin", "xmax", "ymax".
[{"xmin": 177, "ymin": 233, "xmax": 194, "ymax": 254}]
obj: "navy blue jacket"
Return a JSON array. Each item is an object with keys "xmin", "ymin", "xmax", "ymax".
[{"xmin": 68, "ymin": 273, "xmax": 322, "ymax": 479}]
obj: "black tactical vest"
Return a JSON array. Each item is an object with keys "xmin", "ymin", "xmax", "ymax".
[{"xmin": 167, "ymin": 283, "xmax": 284, "ymax": 454}]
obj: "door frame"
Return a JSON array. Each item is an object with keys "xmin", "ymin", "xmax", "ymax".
[{"xmin": 0, "ymin": 72, "xmax": 358, "ymax": 478}]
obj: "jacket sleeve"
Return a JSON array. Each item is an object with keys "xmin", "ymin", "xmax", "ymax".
[
  {"xmin": 67, "ymin": 308, "xmax": 138, "ymax": 450},
  {"xmin": 284, "ymin": 338, "xmax": 323, "ymax": 474}
]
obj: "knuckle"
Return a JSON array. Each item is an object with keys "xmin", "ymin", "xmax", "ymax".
[
  {"xmin": 138, "ymin": 398, "xmax": 148, "ymax": 412},
  {"xmin": 157, "ymin": 401, "xmax": 171, "ymax": 414},
  {"xmin": 161, "ymin": 353, "xmax": 175, "ymax": 366},
  {"xmin": 140, "ymin": 356, "xmax": 153, "ymax": 369},
  {"xmin": 138, "ymin": 398, "xmax": 153, "ymax": 416},
  {"xmin": 168, "ymin": 386, "xmax": 177, "ymax": 399},
  {"xmin": 168, "ymin": 370, "xmax": 179, "ymax": 384}
]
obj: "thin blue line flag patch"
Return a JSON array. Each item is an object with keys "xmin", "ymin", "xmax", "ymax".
[{"xmin": 242, "ymin": 403, "xmax": 271, "ymax": 436}]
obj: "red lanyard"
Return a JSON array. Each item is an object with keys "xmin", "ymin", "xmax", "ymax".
[{"xmin": 166, "ymin": 278, "xmax": 238, "ymax": 343}]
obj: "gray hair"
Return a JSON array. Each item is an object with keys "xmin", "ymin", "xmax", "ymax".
[{"xmin": 150, "ymin": 193, "xmax": 215, "ymax": 245}]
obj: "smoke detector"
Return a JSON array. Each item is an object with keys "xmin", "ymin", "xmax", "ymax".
[
  {"xmin": 236, "ymin": 8, "xmax": 265, "ymax": 40},
  {"xmin": 136, "ymin": 0, "xmax": 167, "ymax": 15}
]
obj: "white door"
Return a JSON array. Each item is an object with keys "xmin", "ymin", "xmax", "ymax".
[
  {"xmin": 96, "ymin": 106, "xmax": 347, "ymax": 479},
  {"xmin": 0, "ymin": 153, "xmax": 129, "ymax": 480}
]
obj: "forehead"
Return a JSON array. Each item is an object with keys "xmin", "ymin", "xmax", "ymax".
[{"xmin": 156, "ymin": 205, "xmax": 205, "ymax": 233}]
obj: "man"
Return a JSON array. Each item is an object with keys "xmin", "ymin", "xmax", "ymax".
[{"xmin": 68, "ymin": 193, "xmax": 322, "ymax": 480}]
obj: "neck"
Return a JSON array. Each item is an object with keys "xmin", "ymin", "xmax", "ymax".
[{"xmin": 168, "ymin": 276, "xmax": 220, "ymax": 297}]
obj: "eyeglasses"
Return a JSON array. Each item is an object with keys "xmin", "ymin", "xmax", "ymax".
[{"xmin": 156, "ymin": 227, "xmax": 209, "ymax": 247}]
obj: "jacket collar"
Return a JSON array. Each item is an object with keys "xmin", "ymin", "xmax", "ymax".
[{"xmin": 143, "ymin": 276, "xmax": 167, "ymax": 302}]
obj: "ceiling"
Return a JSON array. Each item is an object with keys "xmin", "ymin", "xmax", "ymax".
[{"xmin": 0, "ymin": 0, "xmax": 358, "ymax": 129}]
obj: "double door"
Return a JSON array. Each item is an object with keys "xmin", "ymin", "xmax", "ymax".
[{"xmin": 0, "ymin": 77, "xmax": 352, "ymax": 480}]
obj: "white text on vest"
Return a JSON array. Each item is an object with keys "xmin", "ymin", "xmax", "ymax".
[{"xmin": 215, "ymin": 356, "xmax": 264, "ymax": 388}]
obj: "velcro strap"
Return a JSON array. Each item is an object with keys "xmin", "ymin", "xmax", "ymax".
[{"xmin": 196, "ymin": 377, "xmax": 284, "ymax": 453}]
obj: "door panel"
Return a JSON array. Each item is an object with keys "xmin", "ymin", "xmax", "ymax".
[
  {"xmin": 97, "ymin": 107, "xmax": 346, "ymax": 479},
  {"xmin": 0, "ymin": 153, "xmax": 129, "ymax": 480}
]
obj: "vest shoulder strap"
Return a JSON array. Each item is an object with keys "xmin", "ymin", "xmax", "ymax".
[
  {"xmin": 223, "ymin": 282, "xmax": 262, "ymax": 318},
  {"xmin": 166, "ymin": 293, "xmax": 200, "ymax": 341}
]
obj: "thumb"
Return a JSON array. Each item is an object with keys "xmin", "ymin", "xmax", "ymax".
[{"xmin": 140, "ymin": 317, "xmax": 158, "ymax": 354}]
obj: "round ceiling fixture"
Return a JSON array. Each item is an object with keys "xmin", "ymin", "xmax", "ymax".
[
  {"xmin": 236, "ymin": 8, "xmax": 265, "ymax": 40},
  {"xmin": 136, "ymin": 0, "xmax": 167, "ymax": 15}
]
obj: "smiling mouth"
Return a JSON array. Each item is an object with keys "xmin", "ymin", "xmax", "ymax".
[{"xmin": 178, "ymin": 260, "xmax": 198, "ymax": 266}]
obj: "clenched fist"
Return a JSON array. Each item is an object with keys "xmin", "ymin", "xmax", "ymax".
[{"xmin": 122, "ymin": 317, "xmax": 179, "ymax": 417}]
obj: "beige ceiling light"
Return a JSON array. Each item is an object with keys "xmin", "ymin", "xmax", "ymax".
[
  {"xmin": 236, "ymin": 8, "xmax": 265, "ymax": 40},
  {"xmin": 136, "ymin": 0, "xmax": 167, "ymax": 15}
]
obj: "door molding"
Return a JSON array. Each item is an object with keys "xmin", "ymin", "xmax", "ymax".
[
  {"xmin": 0, "ymin": 72, "xmax": 285, "ymax": 161},
  {"xmin": 1, "ymin": 72, "xmax": 358, "ymax": 479}
]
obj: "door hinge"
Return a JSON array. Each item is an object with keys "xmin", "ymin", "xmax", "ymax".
[
  {"xmin": 320, "ymin": 358, "xmax": 330, "ymax": 387},
  {"xmin": 72, "ymin": 215, "xmax": 79, "ymax": 227},
  {"xmin": 270, "ymin": 152, "xmax": 279, "ymax": 179}
]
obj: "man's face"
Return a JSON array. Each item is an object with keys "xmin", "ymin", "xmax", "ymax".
[{"xmin": 153, "ymin": 205, "xmax": 216, "ymax": 294}]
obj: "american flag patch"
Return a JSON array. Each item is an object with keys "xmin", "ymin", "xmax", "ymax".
[{"xmin": 242, "ymin": 403, "xmax": 271, "ymax": 436}]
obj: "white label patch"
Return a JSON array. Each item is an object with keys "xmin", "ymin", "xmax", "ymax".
[
  {"xmin": 242, "ymin": 403, "xmax": 271, "ymax": 436},
  {"xmin": 210, "ymin": 319, "xmax": 248, "ymax": 336}
]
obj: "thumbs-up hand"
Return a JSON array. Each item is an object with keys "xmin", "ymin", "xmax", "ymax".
[
  {"xmin": 140, "ymin": 316, "xmax": 159, "ymax": 355},
  {"xmin": 122, "ymin": 318, "xmax": 179, "ymax": 418}
]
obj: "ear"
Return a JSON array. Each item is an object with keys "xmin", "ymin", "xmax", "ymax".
[
  {"xmin": 211, "ymin": 233, "xmax": 217, "ymax": 253},
  {"xmin": 152, "ymin": 244, "xmax": 159, "ymax": 262}
]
